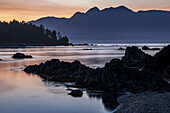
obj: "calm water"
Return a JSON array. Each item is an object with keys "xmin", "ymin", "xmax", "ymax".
[{"xmin": 0, "ymin": 44, "xmax": 168, "ymax": 113}]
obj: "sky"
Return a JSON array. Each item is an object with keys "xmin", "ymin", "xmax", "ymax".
[{"xmin": 0, "ymin": 0, "xmax": 170, "ymax": 22}]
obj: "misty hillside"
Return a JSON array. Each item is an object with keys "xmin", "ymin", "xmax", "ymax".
[{"xmin": 29, "ymin": 6, "xmax": 170, "ymax": 43}]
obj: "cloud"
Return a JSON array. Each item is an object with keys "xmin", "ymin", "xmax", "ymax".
[{"xmin": 0, "ymin": 0, "xmax": 87, "ymax": 22}]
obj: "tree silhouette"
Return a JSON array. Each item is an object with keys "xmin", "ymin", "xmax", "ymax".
[{"xmin": 0, "ymin": 20, "xmax": 69, "ymax": 45}]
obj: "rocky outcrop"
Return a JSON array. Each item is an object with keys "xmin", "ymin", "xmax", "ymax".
[
  {"xmin": 122, "ymin": 46, "xmax": 153, "ymax": 69},
  {"xmin": 147, "ymin": 45, "xmax": 170, "ymax": 79},
  {"xmin": 12, "ymin": 53, "xmax": 33, "ymax": 59},
  {"xmin": 121, "ymin": 45, "xmax": 170, "ymax": 79},
  {"xmin": 77, "ymin": 59, "xmax": 169, "ymax": 92},
  {"xmin": 24, "ymin": 59, "xmax": 91, "ymax": 82},
  {"xmin": 24, "ymin": 58, "xmax": 170, "ymax": 92},
  {"xmin": 68, "ymin": 90, "xmax": 83, "ymax": 97}
]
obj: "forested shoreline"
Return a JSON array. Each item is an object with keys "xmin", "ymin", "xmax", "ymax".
[{"xmin": 0, "ymin": 20, "xmax": 69, "ymax": 45}]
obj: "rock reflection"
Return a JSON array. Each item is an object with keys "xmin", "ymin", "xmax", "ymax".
[
  {"xmin": 34, "ymin": 74, "xmax": 119, "ymax": 112},
  {"xmin": 87, "ymin": 91, "xmax": 119, "ymax": 111}
]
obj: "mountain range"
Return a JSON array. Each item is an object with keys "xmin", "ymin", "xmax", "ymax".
[{"xmin": 29, "ymin": 6, "xmax": 170, "ymax": 43}]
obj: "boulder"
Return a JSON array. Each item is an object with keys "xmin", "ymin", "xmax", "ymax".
[
  {"xmin": 142, "ymin": 46, "xmax": 150, "ymax": 50},
  {"xmin": 68, "ymin": 90, "xmax": 83, "ymax": 97},
  {"xmin": 12, "ymin": 53, "xmax": 33, "ymax": 59},
  {"xmin": 147, "ymin": 45, "xmax": 170, "ymax": 79},
  {"xmin": 122, "ymin": 46, "xmax": 153, "ymax": 69}
]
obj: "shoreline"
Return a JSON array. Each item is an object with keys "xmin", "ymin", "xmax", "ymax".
[{"xmin": 115, "ymin": 91, "xmax": 170, "ymax": 113}]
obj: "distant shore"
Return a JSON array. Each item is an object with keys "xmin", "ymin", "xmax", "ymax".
[
  {"xmin": 0, "ymin": 43, "xmax": 93, "ymax": 48},
  {"xmin": 0, "ymin": 44, "xmax": 69, "ymax": 48}
]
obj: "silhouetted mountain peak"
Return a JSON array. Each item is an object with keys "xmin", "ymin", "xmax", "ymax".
[
  {"xmin": 71, "ymin": 12, "xmax": 84, "ymax": 19},
  {"xmin": 100, "ymin": 5, "xmax": 134, "ymax": 14},
  {"xmin": 115, "ymin": 5, "xmax": 134, "ymax": 12},
  {"xmin": 86, "ymin": 6, "xmax": 100, "ymax": 14},
  {"xmin": 116, "ymin": 5, "xmax": 128, "ymax": 9}
]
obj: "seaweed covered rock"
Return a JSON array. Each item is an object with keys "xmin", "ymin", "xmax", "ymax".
[
  {"xmin": 122, "ymin": 46, "xmax": 153, "ymax": 69},
  {"xmin": 12, "ymin": 53, "xmax": 33, "ymax": 59}
]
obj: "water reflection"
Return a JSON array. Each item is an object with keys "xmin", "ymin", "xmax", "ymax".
[
  {"xmin": 0, "ymin": 44, "xmax": 166, "ymax": 113},
  {"xmin": 87, "ymin": 91, "xmax": 119, "ymax": 111},
  {"xmin": 25, "ymin": 70, "xmax": 120, "ymax": 112}
]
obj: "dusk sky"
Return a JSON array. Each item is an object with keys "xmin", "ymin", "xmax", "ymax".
[{"xmin": 0, "ymin": 0, "xmax": 170, "ymax": 22}]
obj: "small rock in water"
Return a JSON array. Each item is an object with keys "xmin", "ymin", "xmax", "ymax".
[
  {"xmin": 83, "ymin": 48, "xmax": 92, "ymax": 50},
  {"xmin": 151, "ymin": 48, "xmax": 160, "ymax": 50},
  {"xmin": 68, "ymin": 90, "xmax": 83, "ymax": 97},
  {"xmin": 12, "ymin": 53, "xmax": 33, "ymax": 59},
  {"xmin": 142, "ymin": 46, "xmax": 150, "ymax": 50},
  {"xmin": 142, "ymin": 46, "xmax": 160, "ymax": 51},
  {"xmin": 118, "ymin": 47, "xmax": 125, "ymax": 50}
]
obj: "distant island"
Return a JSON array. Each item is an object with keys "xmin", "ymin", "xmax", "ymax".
[
  {"xmin": 0, "ymin": 20, "xmax": 69, "ymax": 46},
  {"xmin": 29, "ymin": 6, "xmax": 170, "ymax": 43}
]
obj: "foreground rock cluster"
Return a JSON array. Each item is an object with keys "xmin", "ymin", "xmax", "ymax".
[
  {"xmin": 122, "ymin": 45, "xmax": 170, "ymax": 79},
  {"xmin": 24, "ymin": 45, "xmax": 170, "ymax": 93}
]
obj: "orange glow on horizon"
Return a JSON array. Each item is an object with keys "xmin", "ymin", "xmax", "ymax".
[{"xmin": 0, "ymin": 0, "xmax": 170, "ymax": 22}]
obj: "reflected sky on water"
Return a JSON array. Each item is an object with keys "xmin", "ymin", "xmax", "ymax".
[{"xmin": 0, "ymin": 44, "xmax": 167, "ymax": 113}]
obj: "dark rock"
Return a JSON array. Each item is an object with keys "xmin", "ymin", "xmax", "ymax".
[
  {"xmin": 68, "ymin": 90, "xmax": 83, "ymax": 97},
  {"xmin": 12, "ymin": 53, "xmax": 33, "ymax": 59},
  {"xmin": 24, "ymin": 65, "xmax": 38, "ymax": 73},
  {"xmin": 151, "ymin": 48, "xmax": 160, "ymax": 50},
  {"xmin": 79, "ymin": 59, "xmax": 170, "ymax": 92},
  {"xmin": 147, "ymin": 45, "xmax": 170, "ymax": 79},
  {"xmin": 122, "ymin": 46, "xmax": 153, "ymax": 68},
  {"xmin": 0, "ymin": 59, "xmax": 2, "ymax": 61},
  {"xmin": 24, "ymin": 59, "xmax": 91, "ymax": 82},
  {"xmin": 142, "ymin": 46, "xmax": 160, "ymax": 51},
  {"xmin": 118, "ymin": 47, "xmax": 125, "ymax": 50},
  {"xmin": 142, "ymin": 46, "xmax": 150, "ymax": 50},
  {"xmin": 83, "ymin": 48, "xmax": 92, "ymax": 50}
]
